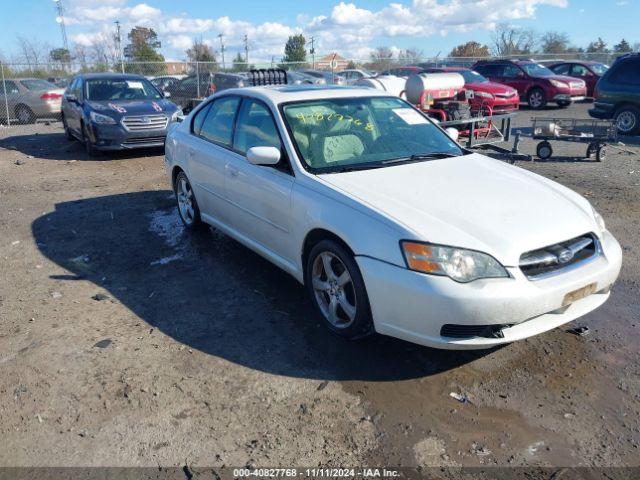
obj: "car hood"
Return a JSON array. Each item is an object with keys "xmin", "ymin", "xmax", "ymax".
[
  {"xmin": 467, "ymin": 81, "xmax": 517, "ymax": 96},
  {"xmin": 318, "ymin": 154, "xmax": 596, "ymax": 266},
  {"xmin": 87, "ymin": 99, "xmax": 178, "ymax": 116},
  {"xmin": 538, "ymin": 74, "xmax": 585, "ymax": 85}
]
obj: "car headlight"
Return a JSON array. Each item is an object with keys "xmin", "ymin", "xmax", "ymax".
[
  {"xmin": 171, "ymin": 108, "xmax": 184, "ymax": 122},
  {"xmin": 90, "ymin": 111, "xmax": 116, "ymax": 125},
  {"xmin": 592, "ymin": 206, "xmax": 606, "ymax": 234},
  {"xmin": 473, "ymin": 90, "xmax": 494, "ymax": 99},
  {"xmin": 549, "ymin": 79, "xmax": 568, "ymax": 89},
  {"xmin": 401, "ymin": 241, "xmax": 509, "ymax": 283}
]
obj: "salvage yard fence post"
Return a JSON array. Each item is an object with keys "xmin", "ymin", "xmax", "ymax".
[{"xmin": 1, "ymin": 62, "xmax": 10, "ymax": 126}]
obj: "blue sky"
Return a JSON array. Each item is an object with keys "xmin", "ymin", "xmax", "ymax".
[{"xmin": 1, "ymin": 0, "xmax": 638, "ymax": 62}]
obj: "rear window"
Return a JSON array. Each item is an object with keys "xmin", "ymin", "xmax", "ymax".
[
  {"xmin": 21, "ymin": 79, "xmax": 57, "ymax": 91},
  {"xmin": 610, "ymin": 61, "xmax": 640, "ymax": 85}
]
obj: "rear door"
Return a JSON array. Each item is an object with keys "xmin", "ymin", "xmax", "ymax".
[
  {"xmin": 502, "ymin": 64, "xmax": 529, "ymax": 97},
  {"xmin": 606, "ymin": 59, "xmax": 640, "ymax": 106},
  {"xmin": 186, "ymin": 95, "xmax": 241, "ymax": 224},
  {"xmin": 224, "ymin": 98, "xmax": 295, "ymax": 264}
]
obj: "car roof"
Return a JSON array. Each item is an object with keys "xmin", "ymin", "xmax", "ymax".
[
  {"xmin": 217, "ymin": 85, "xmax": 390, "ymax": 105},
  {"xmin": 77, "ymin": 73, "xmax": 147, "ymax": 80}
]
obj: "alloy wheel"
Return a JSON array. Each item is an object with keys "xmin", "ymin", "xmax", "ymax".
[
  {"xmin": 616, "ymin": 111, "xmax": 637, "ymax": 133},
  {"xmin": 176, "ymin": 177, "xmax": 196, "ymax": 226},
  {"xmin": 311, "ymin": 252, "xmax": 357, "ymax": 329}
]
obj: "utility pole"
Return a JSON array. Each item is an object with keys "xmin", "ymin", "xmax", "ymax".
[
  {"xmin": 243, "ymin": 34, "xmax": 249, "ymax": 67},
  {"xmin": 114, "ymin": 20, "xmax": 124, "ymax": 73},
  {"xmin": 309, "ymin": 36, "xmax": 316, "ymax": 69},
  {"xmin": 218, "ymin": 34, "xmax": 225, "ymax": 70},
  {"xmin": 53, "ymin": 0, "xmax": 69, "ymax": 52}
]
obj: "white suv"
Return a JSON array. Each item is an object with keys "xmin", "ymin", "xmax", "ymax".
[{"xmin": 164, "ymin": 85, "xmax": 622, "ymax": 350}]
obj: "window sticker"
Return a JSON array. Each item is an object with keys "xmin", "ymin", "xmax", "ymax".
[
  {"xmin": 392, "ymin": 108, "xmax": 428, "ymax": 125},
  {"xmin": 126, "ymin": 81, "xmax": 144, "ymax": 89}
]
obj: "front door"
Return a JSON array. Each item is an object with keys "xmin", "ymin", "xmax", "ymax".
[{"xmin": 224, "ymin": 98, "xmax": 295, "ymax": 265}]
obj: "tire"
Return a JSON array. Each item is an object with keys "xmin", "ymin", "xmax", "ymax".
[
  {"xmin": 536, "ymin": 141, "xmax": 553, "ymax": 160},
  {"xmin": 15, "ymin": 105, "xmax": 35, "ymax": 124},
  {"xmin": 596, "ymin": 145, "xmax": 607, "ymax": 162},
  {"xmin": 62, "ymin": 115, "xmax": 75, "ymax": 141},
  {"xmin": 527, "ymin": 88, "xmax": 547, "ymax": 109},
  {"xmin": 82, "ymin": 123, "xmax": 100, "ymax": 157},
  {"xmin": 305, "ymin": 240, "xmax": 373, "ymax": 339},
  {"xmin": 586, "ymin": 142, "xmax": 598, "ymax": 159},
  {"xmin": 174, "ymin": 171, "xmax": 203, "ymax": 230},
  {"xmin": 557, "ymin": 101, "xmax": 571, "ymax": 108},
  {"xmin": 614, "ymin": 106, "xmax": 640, "ymax": 135}
]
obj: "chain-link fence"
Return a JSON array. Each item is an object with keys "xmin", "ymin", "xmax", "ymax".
[{"xmin": 0, "ymin": 53, "xmax": 621, "ymax": 128}]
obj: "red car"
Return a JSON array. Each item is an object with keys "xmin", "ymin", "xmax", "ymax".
[
  {"xmin": 545, "ymin": 61, "xmax": 609, "ymax": 97},
  {"xmin": 422, "ymin": 67, "xmax": 519, "ymax": 113},
  {"xmin": 473, "ymin": 59, "xmax": 587, "ymax": 109}
]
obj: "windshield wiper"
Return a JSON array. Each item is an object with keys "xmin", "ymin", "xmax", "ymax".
[{"xmin": 382, "ymin": 152, "xmax": 459, "ymax": 165}]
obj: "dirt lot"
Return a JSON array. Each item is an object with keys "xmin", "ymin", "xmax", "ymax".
[{"xmin": 1, "ymin": 102, "xmax": 639, "ymax": 470}]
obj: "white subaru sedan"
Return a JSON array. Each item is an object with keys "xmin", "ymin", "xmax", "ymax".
[{"xmin": 164, "ymin": 84, "xmax": 622, "ymax": 350}]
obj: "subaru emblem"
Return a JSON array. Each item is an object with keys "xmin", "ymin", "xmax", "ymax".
[
  {"xmin": 557, "ymin": 249, "xmax": 574, "ymax": 264},
  {"xmin": 141, "ymin": 116, "xmax": 151, "ymax": 124}
]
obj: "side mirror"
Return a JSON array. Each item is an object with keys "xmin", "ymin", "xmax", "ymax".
[
  {"xmin": 247, "ymin": 146, "xmax": 281, "ymax": 166},
  {"xmin": 163, "ymin": 91, "xmax": 171, "ymax": 98},
  {"xmin": 445, "ymin": 127, "xmax": 460, "ymax": 142},
  {"xmin": 65, "ymin": 94, "xmax": 78, "ymax": 104}
]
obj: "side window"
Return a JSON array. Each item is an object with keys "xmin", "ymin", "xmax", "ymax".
[
  {"xmin": 476, "ymin": 65, "xmax": 500, "ymax": 77},
  {"xmin": 502, "ymin": 65, "xmax": 522, "ymax": 78},
  {"xmin": 191, "ymin": 102, "xmax": 213, "ymax": 136},
  {"xmin": 571, "ymin": 64, "xmax": 589, "ymax": 76},
  {"xmin": 198, "ymin": 96, "xmax": 240, "ymax": 146},
  {"xmin": 610, "ymin": 61, "xmax": 640, "ymax": 85},
  {"xmin": 233, "ymin": 99, "xmax": 282, "ymax": 154},
  {"xmin": 553, "ymin": 64, "xmax": 571, "ymax": 75},
  {"xmin": 2, "ymin": 81, "xmax": 19, "ymax": 95}
]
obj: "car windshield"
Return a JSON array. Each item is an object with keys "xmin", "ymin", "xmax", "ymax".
[
  {"xmin": 282, "ymin": 96, "xmax": 464, "ymax": 173},
  {"xmin": 21, "ymin": 79, "xmax": 57, "ymax": 91},
  {"xmin": 458, "ymin": 70, "xmax": 489, "ymax": 83},
  {"xmin": 590, "ymin": 63, "xmax": 609, "ymax": 75},
  {"xmin": 85, "ymin": 78, "xmax": 162, "ymax": 101},
  {"xmin": 520, "ymin": 63, "xmax": 554, "ymax": 77}
]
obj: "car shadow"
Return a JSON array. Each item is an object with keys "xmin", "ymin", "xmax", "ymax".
[
  {"xmin": 0, "ymin": 131, "xmax": 163, "ymax": 161},
  {"xmin": 32, "ymin": 190, "xmax": 496, "ymax": 382}
]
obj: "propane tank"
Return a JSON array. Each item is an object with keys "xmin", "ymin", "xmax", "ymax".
[
  {"xmin": 356, "ymin": 75, "xmax": 407, "ymax": 98},
  {"xmin": 405, "ymin": 73, "xmax": 465, "ymax": 105}
]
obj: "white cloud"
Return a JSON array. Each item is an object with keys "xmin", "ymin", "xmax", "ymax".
[{"xmin": 63, "ymin": 0, "xmax": 569, "ymax": 61}]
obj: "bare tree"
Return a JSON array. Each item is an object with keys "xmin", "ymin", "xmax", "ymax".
[
  {"xmin": 74, "ymin": 44, "xmax": 89, "ymax": 69},
  {"xmin": 16, "ymin": 37, "xmax": 51, "ymax": 69},
  {"xmin": 398, "ymin": 48, "xmax": 423, "ymax": 65},
  {"xmin": 540, "ymin": 31, "xmax": 570, "ymax": 54},
  {"xmin": 491, "ymin": 23, "xmax": 536, "ymax": 56},
  {"xmin": 368, "ymin": 47, "xmax": 394, "ymax": 71}
]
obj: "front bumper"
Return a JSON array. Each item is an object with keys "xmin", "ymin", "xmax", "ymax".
[
  {"xmin": 553, "ymin": 93, "xmax": 586, "ymax": 103},
  {"xmin": 87, "ymin": 122, "xmax": 169, "ymax": 151},
  {"xmin": 589, "ymin": 103, "xmax": 615, "ymax": 120},
  {"xmin": 357, "ymin": 230, "xmax": 622, "ymax": 350}
]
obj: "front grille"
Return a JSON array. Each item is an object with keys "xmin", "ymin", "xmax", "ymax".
[
  {"xmin": 495, "ymin": 92, "xmax": 517, "ymax": 99},
  {"xmin": 520, "ymin": 233, "xmax": 599, "ymax": 280},
  {"xmin": 121, "ymin": 114, "xmax": 168, "ymax": 132},
  {"xmin": 122, "ymin": 136, "xmax": 165, "ymax": 147},
  {"xmin": 441, "ymin": 324, "xmax": 510, "ymax": 339}
]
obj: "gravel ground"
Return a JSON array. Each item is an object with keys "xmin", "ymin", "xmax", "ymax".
[{"xmin": 0, "ymin": 102, "xmax": 639, "ymax": 469}]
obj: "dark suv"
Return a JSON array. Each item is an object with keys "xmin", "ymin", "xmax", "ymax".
[
  {"xmin": 589, "ymin": 53, "xmax": 640, "ymax": 135},
  {"xmin": 473, "ymin": 59, "xmax": 587, "ymax": 109},
  {"xmin": 165, "ymin": 72, "xmax": 247, "ymax": 112}
]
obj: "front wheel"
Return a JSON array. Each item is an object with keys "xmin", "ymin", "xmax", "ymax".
[
  {"xmin": 305, "ymin": 240, "xmax": 373, "ymax": 339},
  {"xmin": 527, "ymin": 88, "xmax": 547, "ymax": 109},
  {"xmin": 15, "ymin": 105, "xmax": 35, "ymax": 124}
]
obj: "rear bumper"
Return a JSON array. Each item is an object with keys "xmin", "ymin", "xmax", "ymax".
[
  {"xmin": 88, "ymin": 122, "xmax": 167, "ymax": 150},
  {"xmin": 357, "ymin": 230, "xmax": 622, "ymax": 350}
]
